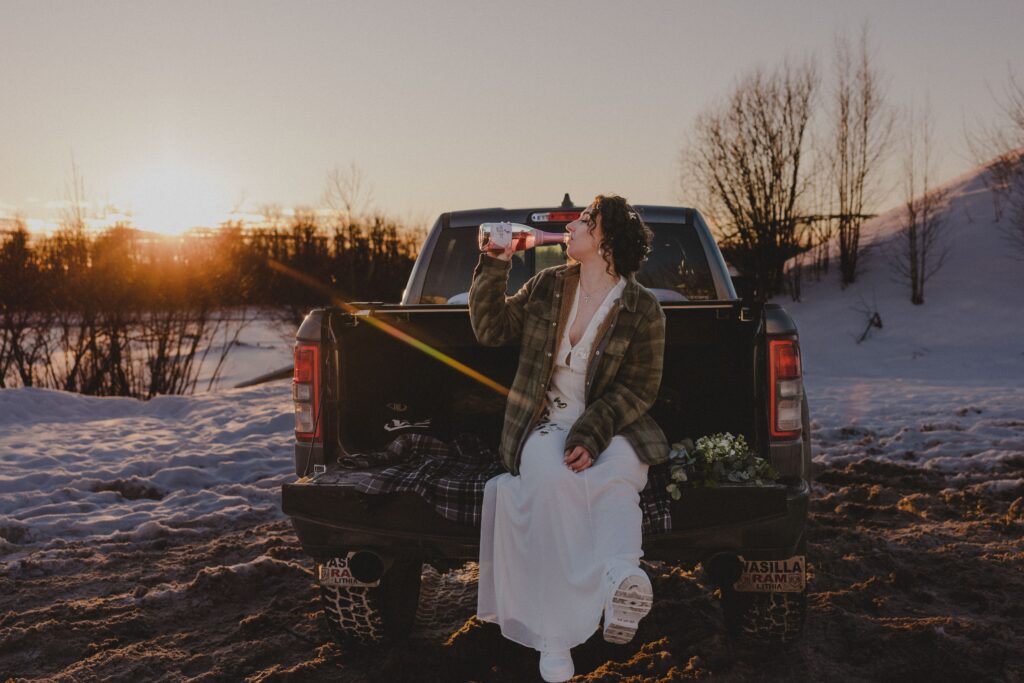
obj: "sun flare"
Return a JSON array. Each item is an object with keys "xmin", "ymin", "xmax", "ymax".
[{"xmin": 122, "ymin": 165, "xmax": 233, "ymax": 235}]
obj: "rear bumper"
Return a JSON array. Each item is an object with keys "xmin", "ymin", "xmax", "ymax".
[
  {"xmin": 643, "ymin": 479, "xmax": 809, "ymax": 563},
  {"xmin": 283, "ymin": 479, "xmax": 482, "ymax": 560},
  {"xmin": 282, "ymin": 477, "xmax": 809, "ymax": 566}
]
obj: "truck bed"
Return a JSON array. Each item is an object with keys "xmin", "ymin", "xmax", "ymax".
[{"xmin": 322, "ymin": 300, "xmax": 768, "ymax": 461}]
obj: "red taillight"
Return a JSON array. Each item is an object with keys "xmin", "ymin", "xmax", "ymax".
[
  {"xmin": 293, "ymin": 343, "xmax": 321, "ymax": 442},
  {"xmin": 769, "ymin": 338, "xmax": 803, "ymax": 439},
  {"xmin": 548, "ymin": 211, "xmax": 581, "ymax": 221},
  {"xmin": 774, "ymin": 342, "xmax": 801, "ymax": 380},
  {"xmin": 295, "ymin": 348, "xmax": 314, "ymax": 383}
]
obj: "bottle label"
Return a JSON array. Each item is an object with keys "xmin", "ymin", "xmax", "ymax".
[{"xmin": 490, "ymin": 222, "xmax": 513, "ymax": 249}]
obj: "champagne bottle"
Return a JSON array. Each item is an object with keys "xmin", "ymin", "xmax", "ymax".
[{"xmin": 478, "ymin": 222, "xmax": 568, "ymax": 254}]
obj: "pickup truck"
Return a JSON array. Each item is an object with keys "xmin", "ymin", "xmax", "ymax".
[{"xmin": 281, "ymin": 196, "xmax": 812, "ymax": 648}]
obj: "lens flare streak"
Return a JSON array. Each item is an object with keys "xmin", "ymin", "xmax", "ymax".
[{"xmin": 268, "ymin": 260, "xmax": 509, "ymax": 396}]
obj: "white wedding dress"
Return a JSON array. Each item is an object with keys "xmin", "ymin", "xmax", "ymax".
[{"xmin": 476, "ymin": 276, "xmax": 650, "ymax": 652}]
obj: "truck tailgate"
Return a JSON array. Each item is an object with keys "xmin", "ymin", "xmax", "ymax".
[{"xmin": 282, "ymin": 469, "xmax": 801, "ymax": 558}]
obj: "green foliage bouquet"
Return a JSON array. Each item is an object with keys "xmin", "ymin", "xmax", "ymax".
[{"xmin": 666, "ymin": 432, "xmax": 779, "ymax": 499}]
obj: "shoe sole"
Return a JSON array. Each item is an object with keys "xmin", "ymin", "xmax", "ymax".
[
  {"xmin": 539, "ymin": 652, "xmax": 574, "ymax": 682},
  {"xmin": 603, "ymin": 574, "xmax": 653, "ymax": 644}
]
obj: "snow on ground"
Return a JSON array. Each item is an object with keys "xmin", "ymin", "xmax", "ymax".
[
  {"xmin": 808, "ymin": 378, "xmax": 1024, "ymax": 496},
  {"xmin": 779, "ymin": 163, "xmax": 1024, "ymax": 385},
  {"xmin": 771, "ymin": 162, "xmax": 1024, "ymax": 493},
  {"xmin": 0, "ymin": 382, "xmax": 294, "ymax": 553},
  {"xmin": 195, "ymin": 312, "xmax": 295, "ymax": 390}
]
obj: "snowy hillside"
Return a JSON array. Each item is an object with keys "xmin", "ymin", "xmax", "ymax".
[
  {"xmin": 770, "ymin": 162, "xmax": 1024, "ymax": 493},
  {"xmin": 776, "ymin": 162, "xmax": 1024, "ymax": 385}
]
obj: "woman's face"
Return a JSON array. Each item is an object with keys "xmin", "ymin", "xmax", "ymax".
[{"xmin": 566, "ymin": 204, "xmax": 603, "ymax": 262}]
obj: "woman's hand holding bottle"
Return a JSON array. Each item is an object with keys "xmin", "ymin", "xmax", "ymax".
[
  {"xmin": 479, "ymin": 222, "xmax": 516, "ymax": 261},
  {"xmin": 479, "ymin": 222, "xmax": 567, "ymax": 261}
]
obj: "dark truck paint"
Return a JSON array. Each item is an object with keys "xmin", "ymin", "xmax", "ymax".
[{"xmin": 282, "ymin": 200, "xmax": 811, "ymax": 644}]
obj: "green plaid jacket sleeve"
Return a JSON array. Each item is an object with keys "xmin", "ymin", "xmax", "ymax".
[
  {"xmin": 564, "ymin": 300, "xmax": 667, "ymax": 463},
  {"xmin": 468, "ymin": 254, "xmax": 537, "ymax": 346}
]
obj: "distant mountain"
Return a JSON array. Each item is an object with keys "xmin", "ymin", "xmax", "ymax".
[{"xmin": 774, "ymin": 160, "xmax": 1024, "ymax": 385}]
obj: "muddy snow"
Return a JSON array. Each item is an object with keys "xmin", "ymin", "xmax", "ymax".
[{"xmin": 1, "ymin": 376, "xmax": 1021, "ymax": 682}]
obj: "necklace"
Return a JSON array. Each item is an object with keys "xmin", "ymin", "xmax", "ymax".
[{"xmin": 579, "ymin": 276, "xmax": 616, "ymax": 304}]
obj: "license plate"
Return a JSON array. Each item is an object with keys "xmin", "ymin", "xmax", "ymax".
[
  {"xmin": 318, "ymin": 554, "xmax": 381, "ymax": 588},
  {"xmin": 733, "ymin": 555, "xmax": 806, "ymax": 593}
]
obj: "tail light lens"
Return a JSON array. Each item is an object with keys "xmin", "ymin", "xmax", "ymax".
[
  {"xmin": 530, "ymin": 211, "xmax": 580, "ymax": 222},
  {"xmin": 293, "ymin": 342, "xmax": 321, "ymax": 442},
  {"xmin": 769, "ymin": 338, "xmax": 803, "ymax": 439}
]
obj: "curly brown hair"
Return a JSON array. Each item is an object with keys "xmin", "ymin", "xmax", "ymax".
[{"xmin": 590, "ymin": 194, "xmax": 653, "ymax": 277}]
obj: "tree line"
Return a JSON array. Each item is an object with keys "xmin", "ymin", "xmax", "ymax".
[{"xmin": 0, "ymin": 211, "xmax": 422, "ymax": 397}]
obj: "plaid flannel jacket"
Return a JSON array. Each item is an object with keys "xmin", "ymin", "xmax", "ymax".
[
  {"xmin": 468, "ymin": 253, "xmax": 670, "ymax": 475},
  {"xmin": 336, "ymin": 432, "xmax": 672, "ymax": 535}
]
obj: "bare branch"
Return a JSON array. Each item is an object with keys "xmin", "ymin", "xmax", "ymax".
[
  {"xmin": 681, "ymin": 60, "xmax": 818, "ymax": 299},
  {"xmin": 889, "ymin": 101, "xmax": 951, "ymax": 304},
  {"xmin": 323, "ymin": 162, "xmax": 375, "ymax": 227},
  {"xmin": 831, "ymin": 24, "xmax": 896, "ymax": 287}
]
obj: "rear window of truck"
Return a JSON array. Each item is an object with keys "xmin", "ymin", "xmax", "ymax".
[{"xmin": 417, "ymin": 223, "xmax": 718, "ymax": 304}]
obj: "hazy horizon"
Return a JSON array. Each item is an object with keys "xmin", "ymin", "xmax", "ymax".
[{"xmin": 2, "ymin": 0, "xmax": 1023, "ymax": 234}]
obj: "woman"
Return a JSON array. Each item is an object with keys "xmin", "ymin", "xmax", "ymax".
[{"xmin": 468, "ymin": 195, "xmax": 670, "ymax": 682}]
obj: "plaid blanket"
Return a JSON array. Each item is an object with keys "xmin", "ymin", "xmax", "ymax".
[{"xmin": 337, "ymin": 432, "xmax": 672, "ymax": 535}]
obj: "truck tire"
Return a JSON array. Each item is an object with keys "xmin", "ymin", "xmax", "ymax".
[
  {"xmin": 722, "ymin": 587, "xmax": 806, "ymax": 644},
  {"xmin": 318, "ymin": 557, "xmax": 423, "ymax": 646},
  {"xmin": 720, "ymin": 536, "xmax": 807, "ymax": 645}
]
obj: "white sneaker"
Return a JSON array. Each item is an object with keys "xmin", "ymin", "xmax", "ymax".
[
  {"xmin": 538, "ymin": 649, "xmax": 574, "ymax": 682},
  {"xmin": 602, "ymin": 566, "xmax": 653, "ymax": 644}
]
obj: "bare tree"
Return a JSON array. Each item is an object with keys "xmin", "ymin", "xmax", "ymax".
[
  {"xmin": 61, "ymin": 151, "xmax": 89, "ymax": 234},
  {"xmin": 891, "ymin": 104, "xmax": 950, "ymax": 305},
  {"xmin": 323, "ymin": 162, "xmax": 375, "ymax": 228},
  {"xmin": 805, "ymin": 152, "xmax": 838, "ymax": 283},
  {"xmin": 967, "ymin": 69, "xmax": 1024, "ymax": 256},
  {"xmin": 0, "ymin": 218, "xmax": 51, "ymax": 388},
  {"xmin": 681, "ymin": 60, "xmax": 818, "ymax": 299},
  {"xmin": 830, "ymin": 25, "xmax": 896, "ymax": 286}
]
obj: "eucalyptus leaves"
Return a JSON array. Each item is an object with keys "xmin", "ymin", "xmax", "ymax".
[{"xmin": 666, "ymin": 432, "xmax": 779, "ymax": 499}]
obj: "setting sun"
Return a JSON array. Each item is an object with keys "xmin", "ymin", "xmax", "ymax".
[{"xmin": 121, "ymin": 164, "xmax": 232, "ymax": 235}]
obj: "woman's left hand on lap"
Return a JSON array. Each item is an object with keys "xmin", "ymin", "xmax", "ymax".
[{"xmin": 564, "ymin": 446, "xmax": 594, "ymax": 473}]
